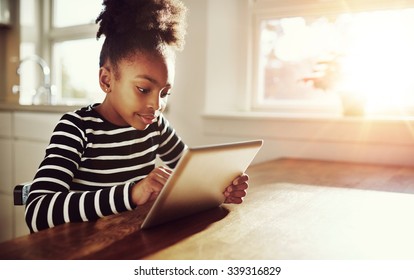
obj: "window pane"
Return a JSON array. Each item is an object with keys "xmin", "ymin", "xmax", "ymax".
[
  {"xmin": 258, "ymin": 17, "xmax": 334, "ymax": 101},
  {"xmin": 53, "ymin": 38, "xmax": 104, "ymax": 104},
  {"xmin": 53, "ymin": 0, "xmax": 102, "ymax": 27},
  {"xmin": 257, "ymin": 8, "xmax": 414, "ymax": 116}
]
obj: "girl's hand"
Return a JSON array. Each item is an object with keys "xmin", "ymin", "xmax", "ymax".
[
  {"xmin": 131, "ymin": 166, "xmax": 172, "ymax": 206},
  {"xmin": 224, "ymin": 173, "xmax": 249, "ymax": 204}
]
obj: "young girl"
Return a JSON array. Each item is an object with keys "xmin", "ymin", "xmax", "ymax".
[{"xmin": 25, "ymin": 0, "xmax": 249, "ymax": 233}]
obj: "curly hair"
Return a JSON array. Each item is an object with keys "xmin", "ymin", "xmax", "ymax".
[{"xmin": 96, "ymin": 0, "xmax": 188, "ymax": 69}]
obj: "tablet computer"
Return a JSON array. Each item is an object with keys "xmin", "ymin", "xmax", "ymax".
[{"xmin": 140, "ymin": 139, "xmax": 263, "ymax": 229}]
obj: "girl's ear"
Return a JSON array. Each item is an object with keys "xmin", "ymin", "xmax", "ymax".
[{"xmin": 99, "ymin": 66, "xmax": 112, "ymax": 93}]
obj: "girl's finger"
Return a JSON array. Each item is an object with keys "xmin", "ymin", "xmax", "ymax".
[
  {"xmin": 229, "ymin": 189, "xmax": 247, "ymax": 198},
  {"xmin": 232, "ymin": 173, "xmax": 249, "ymax": 185},
  {"xmin": 231, "ymin": 182, "xmax": 249, "ymax": 191}
]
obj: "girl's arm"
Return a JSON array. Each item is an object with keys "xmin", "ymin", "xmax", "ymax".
[{"xmin": 25, "ymin": 114, "xmax": 136, "ymax": 233}]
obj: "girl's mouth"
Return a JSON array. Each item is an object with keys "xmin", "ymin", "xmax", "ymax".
[{"xmin": 138, "ymin": 114, "xmax": 156, "ymax": 125}]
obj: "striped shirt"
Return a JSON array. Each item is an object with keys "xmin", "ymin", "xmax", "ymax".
[{"xmin": 25, "ymin": 104, "xmax": 186, "ymax": 233}]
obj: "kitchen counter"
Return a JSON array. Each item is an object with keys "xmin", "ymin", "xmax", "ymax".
[{"xmin": 0, "ymin": 102, "xmax": 83, "ymax": 113}]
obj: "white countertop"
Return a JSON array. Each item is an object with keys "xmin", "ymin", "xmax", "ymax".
[{"xmin": 0, "ymin": 102, "xmax": 83, "ymax": 113}]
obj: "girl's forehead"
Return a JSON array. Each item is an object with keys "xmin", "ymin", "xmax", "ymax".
[
  {"xmin": 118, "ymin": 51, "xmax": 175, "ymax": 82},
  {"xmin": 127, "ymin": 51, "xmax": 166, "ymax": 64}
]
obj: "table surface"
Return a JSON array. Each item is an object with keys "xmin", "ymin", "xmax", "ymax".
[{"xmin": 2, "ymin": 158, "xmax": 414, "ymax": 260}]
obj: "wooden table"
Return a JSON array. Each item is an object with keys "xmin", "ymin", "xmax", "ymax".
[{"xmin": 2, "ymin": 158, "xmax": 414, "ymax": 260}]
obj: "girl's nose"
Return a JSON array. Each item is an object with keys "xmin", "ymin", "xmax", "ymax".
[{"xmin": 147, "ymin": 93, "xmax": 161, "ymax": 111}]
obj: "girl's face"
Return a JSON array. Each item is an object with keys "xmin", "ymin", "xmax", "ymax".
[{"xmin": 98, "ymin": 50, "xmax": 175, "ymax": 130}]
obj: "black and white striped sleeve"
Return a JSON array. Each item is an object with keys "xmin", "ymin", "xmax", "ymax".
[
  {"xmin": 24, "ymin": 113, "xmax": 136, "ymax": 233},
  {"xmin": 156, "ymin": 114, "xmax": 187, "ymax": 168}
]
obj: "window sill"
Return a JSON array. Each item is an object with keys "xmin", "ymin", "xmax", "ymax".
[
  {"xmin": 202, "ymin": 111, "xmax": 414, "ymax": 166},
  {"xmin": 202, "ymin": 111, "xmax": 414, "ymax": 146}
]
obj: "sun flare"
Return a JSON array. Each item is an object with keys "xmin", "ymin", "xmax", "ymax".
[
  {"xmin": 261, "ymin": 7, "xmax": 414, "ymax": 116},
  {"xmin": 339, "ymin": 9, "xmax": 414, "ymax": 114}
]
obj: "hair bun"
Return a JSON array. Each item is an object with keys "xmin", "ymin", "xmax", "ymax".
[{"xmin": 96, "ymin": 0, "xmax": 187, "ymax": 50}]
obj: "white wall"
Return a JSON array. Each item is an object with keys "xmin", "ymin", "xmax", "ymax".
[
  {"xmin": 165, "ymin": 0, "xmax": 208, "ymax": 146},
  {"xmin": 167, "ymin": 0, "xmax": 414, "ymax": 167},
  {"xmin": 167, "ymin": 0, "xmax": 250, "ymax": 143}
]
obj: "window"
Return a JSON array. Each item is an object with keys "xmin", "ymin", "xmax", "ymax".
[
  {"xmin": 19, "ymin": 0, "xmax": 104, "ymax": 105},
  {"xmin": 50, "ymin": 0, "xmax": 104, "ymax": 105},
  {"xmin": 52, "ymin": 38, "xmax": 103, "ymax": 104},
  {"xmin": 251, "ymin": 0, "xmax": 414, "ymax": 117},
  {"xmin": 52, "ymin": 0, "xmax": 101, "ymax": 28}
]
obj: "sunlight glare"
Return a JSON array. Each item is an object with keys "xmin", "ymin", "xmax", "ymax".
[{"xmin": 340, "ymin": 9, "xmax": 414, "ymax": 114}]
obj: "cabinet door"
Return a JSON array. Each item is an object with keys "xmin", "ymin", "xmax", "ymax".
[
  {"xmin": 14, "ymin": 112, "xmax": 62, "ymax": 142},
  {"xmin": 14, "ymin": 140, "xmax": 48, "ymax": 184},
  {"xmin": 14, "ymin": 206, "xmax": 29, "ymax": 238},
  {"xmin": 13, "ymin": 111, "xmax": 62, "ymax": 183},
  {"xmin": 0, "ymin": 194, "xmax": 13, "ymax": 242},
  {"xmin": 12, "ymin": 111, "xmax": 63, "ymax": 239},
  {"xmin": 0, "ymin": 139, "xmax": 12, "ymax": 194},
  {"xmin": 0, "ymin": 112, "xmax": 13, "ymax": 195},
  {"xmin": 0, "ymin": 111, "xmax": 12, "ymax": 137}
]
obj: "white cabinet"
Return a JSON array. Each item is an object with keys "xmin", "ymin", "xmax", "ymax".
[
  {"xmin": 12, "ymin": 111, "xmax": 62, "ymax": 238},
  {"xmin": 0, "ymin": 110, "xmax": 63, "ymax": 241},
  {"xmin": 13, "ymin": 111, "xmax": 62, "ymax": 184},
  {"xmin": 0, "ymin": 194, "xmax": 13, "ymax": 242},
  {"xmin": 0, "ymin": 111, "xmax": 12, "ymax": 137},
  {"xmin": 13, "ymin": 140, "xmax": 50, "ymax": 238},
  {"xmin": 14, "ymin": 112, "xmax": 62, "ymax": 142},
  {"xmin": 0, "ymin": 139, "xmax": 13, "ymax": 241},
  {"xmin": 14, "ymin": 140, "xmax": 49, "ymax": 184},
  {"xmin": 0, "ymin": 139, "xmax": 12, "ymax": 194},
  {"xmin": 14, "ymin": 206, "xmax": 28, "ymax": 238},
  {"xmin": 0, "ymin": 112, "xmax": 13, "ymax": 242}
]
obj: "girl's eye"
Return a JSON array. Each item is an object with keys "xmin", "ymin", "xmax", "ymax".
[
  {"xmin": 160, "ymin": 91, "xmax": 171, "ymax": 98},
  {"xmin": 137, "ymin": 87, "xmax": 150, "ymax": 94}
]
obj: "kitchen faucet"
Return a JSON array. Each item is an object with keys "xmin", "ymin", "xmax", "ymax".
[{"xmin": 12, "ymin": 55, "xmax": 55, "ymax": 105}]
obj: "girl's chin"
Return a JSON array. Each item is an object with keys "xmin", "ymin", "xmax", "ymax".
[
  {"xmin": 129, "ymin": 120, "xmax": 150, "ymax": 130},
  {"xmin": 128, "ymin": 117, "xmax": 152, "ymax": 130}
]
